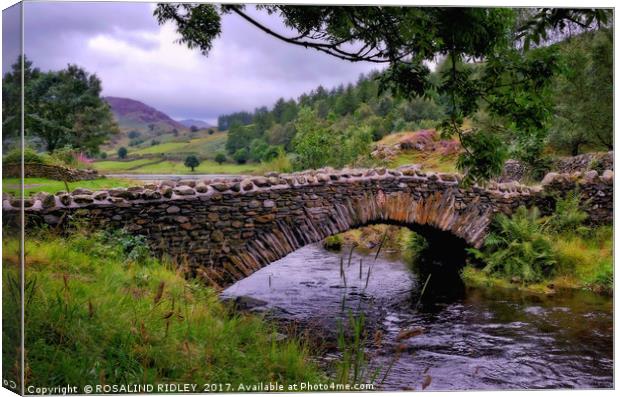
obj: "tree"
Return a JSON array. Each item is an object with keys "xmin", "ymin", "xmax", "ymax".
[
  {"xmin": 184, "ymin": 155, "xmax": 200, "ymax": 171},
  {"xmin": 2, "ymin": 55, "xmax": 41, "ymax": 148},
  {"xmin": 549, "ymin": 28, "xmax": 613, "ymax": 154},
  {"xmin": 208, "ymin": 128, "xmax": 215, "ymax": 135},
  {"xmin": 190, "ymin": 125, "xmax": 199, "ymax": 132},
  {"xmin": 214, "ymin": 152, "xmax": 226, "ymax": 164},
  {"xmin": 156, "ymin": 4, "xmax": 609, "ymax": 183},
  {"xmin": 128, "ymin": 130, "xmax": 141, "ymax": 139},
  {"xmin": 233, "ymin": 148, "xmax": 249, "ymax": 164},
  {"xmin": 23, "ymin": 61, "xmax": 118, "ymax": 153},
  {"xmin": 117, "ymin": 147, "xmax": 128, "ymax": 159},
  {"xmin": 225, "ymin": 122, "xmax": 255, "ymax": 154},
  {"xmin": 292, "ymin": 107, "xmax": 335, "ymax": 170}
]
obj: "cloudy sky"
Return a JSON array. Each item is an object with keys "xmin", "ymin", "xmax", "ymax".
[{"xmin": 3, "ymin": 2, "xmax": 381, "ymax": 124}]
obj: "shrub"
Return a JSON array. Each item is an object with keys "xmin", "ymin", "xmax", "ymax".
[
  {"xmin": 214, "ymin": 152, "xmax": 227, "ymax": 164},
  {"xmin": 99, "ymin": 152, "xmax": 108, "ymax": 159},
  {"xmin": 3, "ymin": 147, "xmax": 46, "ymax": 165},
  {"xmin": 117, "ymin": 147, "xmax": 128, "ymax": 159},
  {"xmin": 208, "ymin": 129, "xmax": 215, "ymax": 135},
  {"xmin": 150, "ymin": 139, "xmax": 160, "ymax": 146},
  {"xmin": 49, "ymin": 146, "xmax": 79, "ymax": 167},
  {"xmin": 544, "ymin": 190, "xmax": 588, "ymax": 235},
  {"xmin": 323, "ymin": 235, "xmax": 343, "ymax": 251},
  {"xmin": 468, "ymin": 206, "xmax": 556, "ymax": 283},
  {"xmin": 233, "ymin": 148, "xmax": 249, "ymax": 164}
]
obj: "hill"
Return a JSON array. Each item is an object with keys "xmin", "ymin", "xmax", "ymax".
[
  {"xmin": 104, "ymin": 96, "xmax": 187, "ymax": 134},
  {"xmin": 178, "ymin": 119, "xmax": 212, "ymax": 129}
]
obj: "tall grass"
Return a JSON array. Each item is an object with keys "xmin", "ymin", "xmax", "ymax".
[{"xmin": 2, "ymin": 229, "xmax": 324, "ymax": 388}]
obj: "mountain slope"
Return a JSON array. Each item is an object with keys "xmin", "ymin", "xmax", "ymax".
[
  {"xmin": 104, "ymin": 96, "xmax": 186, "ymax": 134},
  {"xmin": 178, "ymin": 119, "xmax": 212, "ymax": 129}
]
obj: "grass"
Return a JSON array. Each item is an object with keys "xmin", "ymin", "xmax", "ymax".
[
  {"xmin": 388, "ymin": 151, "xmax": 457, "ymax": 173},
  {"xmin": 2, "ymin": 230, "xmax": 325, "ymax": 389},
  {"xmin": 3, "ymin": 177, "xmax": 137, "ymax": 196},
  {"xmin": 91, "ymin": 158, "xmax": 157, "ymax": 172},
  {"xmin": 462, "ymin": 225, "xmax": 613, "ymax": 295},
  {"xmin": 128, "ymin": 160, "xmax": 256, "ymax": 174}
]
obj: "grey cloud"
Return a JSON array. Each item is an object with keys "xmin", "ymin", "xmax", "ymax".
[
  {"xmin": 17, "ymin": 3, "xmax": 382, "ymax": 123},
  {"xmin": 2, "ymin": 3, "xmax": 22, "ymax": 72}
]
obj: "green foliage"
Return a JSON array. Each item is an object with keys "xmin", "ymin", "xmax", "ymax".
[
  {"xmin": 127, "ymin": 130, "xmax": 141, "ymax": 139},
  {"xmin": 468, "ymin": 207, "xmax": 556, "ymax": 283},
  {"xmin": 549, "ymin": 28, "xmax": 613, "ymax": 154},
  {"xmin": 292, "ymin": 108, "xmax": 335, "ymax": 170},
  {"xmin": 456, "ymin": 130, "xmax": 508, "ymax": 186},
  {"xmin": 544, "ymin": 191, "xmax": 588, "ymax": 235},
  {"xmin": 2, "ymin": 230, "xmax": 324, "ymax": 387},
  {"xmin": 117, "ymin": 147, "xmax": 128, "ymax": 159},
  {"xmin": 3, "ymin": 57, "xmax": 119, "ymax": 153},
  {"xmin": 323, "ymin": 235, "xmax": 344, "ymax": 251},
  {"xmin": 3, "ymin": 147, "xmax": 47, "ymax": 165},
  {"xmin": 233, "ymin": 148, "xmax": 249, "ymax": 164},
  {"xmin": 214, "ymin": 152, "xmax": 226, "ymax": 164},
  {"xmin": 184, "ymin": 155, "xmax": 201, "ymax": 171}
]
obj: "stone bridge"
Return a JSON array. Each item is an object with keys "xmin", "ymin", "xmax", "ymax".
[{"xmin": 3, "ymin": 166, "xmax": 613, "ymax": 288}]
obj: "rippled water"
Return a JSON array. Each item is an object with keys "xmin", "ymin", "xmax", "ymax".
[{"xmin": 222, "ymin": 244, "xmax": 613, "ymax": 391}]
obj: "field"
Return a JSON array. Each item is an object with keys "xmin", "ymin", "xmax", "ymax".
[
  {"xmin": 92, "ymin": 160, "xmax": 256, "ymax": 175},
  {"xmin": 95, "ymin": 132, "xmax": 256, "ymax": 174},
  {"xmin": 3, "ymin": 177, "xmax": 137, "ymax": 196}
]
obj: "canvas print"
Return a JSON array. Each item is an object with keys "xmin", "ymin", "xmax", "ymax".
[{"xmin": 1, "ymin": 1, "xmax": 614, "ymax": 394}]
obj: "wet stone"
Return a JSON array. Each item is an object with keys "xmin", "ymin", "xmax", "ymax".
[
  {"xmin": 173, "ymin": 186, "xmax": 196, "ymax": 196},
  {"xmin": 166, "ymin": 206, "xmax": 181, "ymax": 214}
]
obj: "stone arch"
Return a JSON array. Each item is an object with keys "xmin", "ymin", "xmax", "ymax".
[{"xmin": 212, "ymin": 189, "xmax": 494, "ymax": 287}]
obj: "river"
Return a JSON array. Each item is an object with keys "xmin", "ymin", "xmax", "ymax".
[{"xmin": 221, "ymin": 243, "xmax": 613, "ymax": 391}]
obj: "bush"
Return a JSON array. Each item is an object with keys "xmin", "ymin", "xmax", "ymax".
[
  {"xmin": 3, "ymin": 147, "xmax": 46, "ymax": 165},
  {"xmin": 233, "ymin": 148, "xmax": 249, "ymax": 164},
  {"xmin": 468, "ymin": 206, "xmax": 556, "ymax": 283},
  {"xmin": 117, "ymin": 147, "xmax": 128, "ymax": 159},
  {"xmin": 544, "ymin": 191, "xmax": 588, "ymax": 235},
  {"xmin": 151, "ymin": 139, "xmax": 160, "ymax": 146},
  {"xmin": 214, "ymin": 152, "xmax": 226, "ymax": 164},
  {"xmin": 99, "ymin": 152, "xmax": 108, "ymax": 159},
  {"xmin": 208, "ymin": 129, "xmax": 215, "ymax": 135},
  {"xmin": 49, "ymin": 146, "xmax": 79, "ymax": 167},
  {"xmin": 323, "ymin": 235, "xmax": 343, "ymax": 251}
]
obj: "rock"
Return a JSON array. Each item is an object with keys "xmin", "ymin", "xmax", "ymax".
[
  {"xmin": 265, "ymin": 171, "xmax": 279, "ymax": 178},
  {"xmin": 142, "ymin": 190, "xmax": 161, "ymax": 200},
  {"xmin": 143, "ymin": 183, "xmax": 158, "ymax": 190},
  {"xmin": 263, "ymin": 199, "xmax": 276, "ymax": 208},
  {"xmin": 207, "ymin": 212, "xmax": 219, "ymax": 222},
  {"xmin": 252, "ymin": 177, "xmax": 270, "ymax": 187},
  {"xmin": 601, "ymin": 170, "xmax": 613, "ymax": 184},
  {"xmin": 541, "ymin": 172, "xmax": 559, "ymax": 186},
  {"xmin": 178, "ymin": 180, "xmax": 196, "ymax": 188},
  {"xmin": 316, "ymin": 173, "xmax": 330, "ymax": 183},
  {"xmin": 72, "ymin": 195, "xmax": 94, "ymax": 204},
  {"xmin": 195, "ymin": 183, "xmax": 209, "ymax": 193},
  {"xmin": 210, "ymin": 183, "xmax": 230, "ymax": 192},
  {"xmin": 173, "ymin": 186, "xmax": 196, "ymax": 196},
  {"xmin": 583, "ymin": 170, "xmax": 598, "ymax": 182},
  {"xmin": 241, "ymin": 179, "xmax": 255, "ymax": 191},
  {"xmin": 230, "ymin": 182, "xmax": 241, "ymax": 192},
  {"xmin": 93, "ymin": 191, "xmax": 108, "ymax": 200},
  {"xmin": 267, "ymin": 176, "xmax": 279, "ymax": 186},
  {"xmin": 166, "ymin": 205, "xmax": 181, "ymax": 214},
  {"xmin": 160, "ymin": 180, "xmax": 176, "ymax": 188},
  {"xmin": 174, "ymin": 216, "xmax": 189, "ymax": 223},
  {"xmin": 161, "ymin": 187, "xmax": 173, "ymax": 198},
  {"xmin": 72, "ymin": 188, "xmax": 93, "ymax": 195}
]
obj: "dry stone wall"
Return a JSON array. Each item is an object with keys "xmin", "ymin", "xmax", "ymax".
[
  {"xmin": 3, "ymin": 162, "xmax": 100, "ymax": 181},
  {"xmin": 3, "ymin": 166, "xmax": 613, "ymax": 288}
]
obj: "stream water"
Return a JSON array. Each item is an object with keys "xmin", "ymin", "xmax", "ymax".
[{"xmin": 221, "ymin": 244, "xmax": 613, "ymax": 391}]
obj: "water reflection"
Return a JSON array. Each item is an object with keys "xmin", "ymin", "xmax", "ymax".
[{"xmin": 222, "ymin": 243, "xmax": 613, "ymax": 390}]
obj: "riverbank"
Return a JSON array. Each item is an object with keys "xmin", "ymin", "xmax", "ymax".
[{"xmin": 2, "ymin": 230, "xmax": 325, "ymax": 388}]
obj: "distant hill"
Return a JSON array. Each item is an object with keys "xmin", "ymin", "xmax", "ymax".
[
  {"xmin": 104, "ymin": 96, "xmax": 187, "ymax": 134},
  {"xmin": 178, "ymin": 119, "xmax": 212, "ymax": 129}
]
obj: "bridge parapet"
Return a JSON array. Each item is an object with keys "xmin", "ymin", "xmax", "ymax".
[{"xmin": 3, "ymin": 167, "xmax": 612, "ymax": 287}]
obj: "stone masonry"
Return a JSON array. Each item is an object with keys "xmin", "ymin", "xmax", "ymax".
[{"xmin": 2, "ymin": 166, "xmax": 613, "ymax": 288}]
